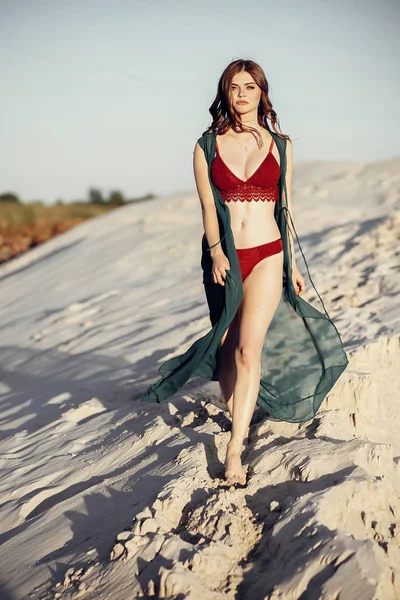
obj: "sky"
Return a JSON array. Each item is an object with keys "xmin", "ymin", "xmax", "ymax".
[{"xmin": 0, "ymin": 0, "xmax": 399, "ymax": 204}]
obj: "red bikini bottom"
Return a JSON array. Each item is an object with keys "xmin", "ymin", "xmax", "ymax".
[{"xmin": 236, "ymin": 237, "xmax": 283, "ymax": 281}]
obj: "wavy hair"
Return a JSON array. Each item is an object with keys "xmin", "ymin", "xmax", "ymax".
[{"xmin": 203, "ymin": 58, "xmax": 291, "ymax": 148}]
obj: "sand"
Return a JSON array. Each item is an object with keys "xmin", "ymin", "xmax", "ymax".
[{"xmin": 0, "ymin": 157, "xmax": 399, "ymax": 600}]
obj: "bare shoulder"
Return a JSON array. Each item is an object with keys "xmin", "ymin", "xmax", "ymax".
[
  {"xmin": 285, "ymin": 137, "xmax": 293, "ymax": 158},
  {"xmin": 193, "ymin": 136, "xmax": 208, "ymax": 171},
  {"xmin": 193, "ymin": 139, "xmax": 206, "ymax": 158},
  {"xmin": 194, "ymin": 132, "xmax": 207, "ymax": 153},
  {"xmin": 285, "ymin": 137, "xmax": 293, "ymax": 177},
  {"xmin": 193, "ymin": 136, "xmax": 214, "ymax": 206}
]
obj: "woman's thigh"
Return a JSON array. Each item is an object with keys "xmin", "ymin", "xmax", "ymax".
[
  {"xmin": 237, "ymin": 250, "xmax": 283, "ymax": 352},
  {"xmin": 220, "ymin": 249, "xmax": 283, "ymax": 357}
]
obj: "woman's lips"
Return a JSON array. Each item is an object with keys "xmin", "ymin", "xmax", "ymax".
[{"xmin": 237, "ymin": 101, "xmax": 249, "ymax": 105}]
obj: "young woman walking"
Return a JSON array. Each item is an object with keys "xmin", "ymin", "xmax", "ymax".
[
  {"xmin": 193, "ymin": 61, "xmax": 304, "ymax": 484},
  {"xmin": 141, "ymin": 58, "xmax": 349, "ymax": 487}
]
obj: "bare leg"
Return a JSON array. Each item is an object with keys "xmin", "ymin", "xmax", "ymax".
[
  {"xmin": 225, "ymin": 250, "xmax": 283, "ymax": 485},
  {"xmin": 218, "ymin": 309, "xmax": 250, "ymax": 446}
]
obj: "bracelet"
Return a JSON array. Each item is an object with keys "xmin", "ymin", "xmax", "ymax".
[
  {"xmin": 207, "ymin": 239, "xmax": 222, "ymax": 251},
  {"xmin": 206, "ymin": 229, "xmax": 227, "ymax": 252}
]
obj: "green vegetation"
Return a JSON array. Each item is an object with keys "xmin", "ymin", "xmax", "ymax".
[{"xmin": 0, "ymin": 187, "xmax": 156, "ymax": 263}]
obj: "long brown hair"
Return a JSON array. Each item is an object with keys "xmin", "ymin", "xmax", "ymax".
[{"xmin": 203, "ymin": 58, "xmax": 291, "ymax": 148}]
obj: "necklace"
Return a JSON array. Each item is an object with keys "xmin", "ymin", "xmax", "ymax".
[
  {"xmin": 228, "ymin": 130, "xmax": 253, "ymax": 152},
  {"xmin": 228, "ymin": 127, "xmax": 262, "ymax": 152}
]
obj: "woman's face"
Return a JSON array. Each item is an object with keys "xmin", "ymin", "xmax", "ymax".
[{"xmin": 229, "ymin": 71, "xmax": 261, "ymax": 115}]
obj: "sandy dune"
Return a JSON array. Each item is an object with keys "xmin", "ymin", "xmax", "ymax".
[{"xmin": 0, "ymin": 157, "xmax": 399, "ymax": 599}]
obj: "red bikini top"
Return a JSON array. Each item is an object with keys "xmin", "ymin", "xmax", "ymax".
[{"xmin": 211, "ymin": 135, "xmax": 280, "ymax": 203}]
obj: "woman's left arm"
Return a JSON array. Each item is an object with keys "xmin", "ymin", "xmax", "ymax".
[{"xmin": 285, "ymin": 139, "xmax": 305, "ymax": 295}]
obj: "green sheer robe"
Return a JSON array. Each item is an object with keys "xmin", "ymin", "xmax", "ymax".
[{"xmin": 140, "ymin": 127, "xmax": 349, "ymax": 422}]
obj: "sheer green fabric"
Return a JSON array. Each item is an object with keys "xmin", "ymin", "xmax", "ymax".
[{"xmin": 140, "ymin": 128, "xmax": 349, "ymax": 422}]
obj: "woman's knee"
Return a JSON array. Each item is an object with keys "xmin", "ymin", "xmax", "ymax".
[{"xmin": 234, "ymin": 344, "xmax": 260, "ymax": 370}]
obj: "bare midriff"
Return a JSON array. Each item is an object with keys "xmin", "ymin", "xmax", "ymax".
[{"xmin": 227, "ymin": 199, "xmax": 281, "ymax": 249}]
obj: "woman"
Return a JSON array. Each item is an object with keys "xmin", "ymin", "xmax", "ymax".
[
  {"xmin": 141, "ymin": 59, "xmax": 349, "ymax": 487},
  {"xmin": 193, "ymin": 61, "xmax": 304, "ymax": 485}
]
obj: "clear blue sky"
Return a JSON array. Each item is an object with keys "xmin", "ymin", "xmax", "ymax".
[{"xmin": 0, "ymin": 0, "xmax": 399, "ymax": 204}]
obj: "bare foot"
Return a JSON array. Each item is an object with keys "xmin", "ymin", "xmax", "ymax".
[{"xmin": 224, "ymin": 439, "xmax": 246, "ymax": 485}]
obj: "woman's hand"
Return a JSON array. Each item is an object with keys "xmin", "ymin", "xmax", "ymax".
[
  {"xmin": 212, "ymin": 252, "xmax": 230, "ymax": 287},
  {"xmin": 292, "ymin": 265, "xmax": 305, "ymax": 295}
]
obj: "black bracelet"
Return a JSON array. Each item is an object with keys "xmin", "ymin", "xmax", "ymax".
[
  {"xmin": 206, "ymin": 229, "xmax": 227, "ymax": 252},
  {"xmin": 207, "ymin": 239, "xmax": 222, "ymax": 250}
]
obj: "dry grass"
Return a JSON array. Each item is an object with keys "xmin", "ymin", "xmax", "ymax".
[{"xmin": 0, "ymin": 201, "xmax": 115, "ymax": 263}]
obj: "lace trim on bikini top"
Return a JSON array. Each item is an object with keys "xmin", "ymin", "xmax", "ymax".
[{"xmin": 211, "ymin": 135, "xmax": 281, "ymax": 203}]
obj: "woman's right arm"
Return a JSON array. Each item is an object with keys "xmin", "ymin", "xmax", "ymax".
[{"xmin": 193, "ymin": 141, "xmax": 230, "ymax": 287}]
